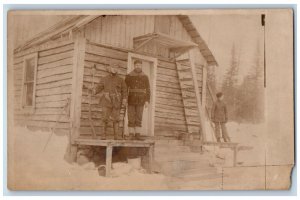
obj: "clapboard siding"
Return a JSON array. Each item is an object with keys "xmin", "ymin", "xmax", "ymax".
[{"xmin": 13, "ymin": 41, "xmax": 74, "ymax": 132}]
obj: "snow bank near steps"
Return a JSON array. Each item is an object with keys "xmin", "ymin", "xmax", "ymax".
[{"xmin": 9, "ymin": 126, "xmax": 168, "ymax": 190}]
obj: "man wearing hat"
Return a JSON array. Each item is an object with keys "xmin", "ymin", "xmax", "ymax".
[
  {"xmin": 93, "ymin": 64, "xmax": 127, "ymax": 140},
  {"xmin": 125, "ymin": 59, "xmax": 150, "ymax": 140},
  {"xmin": 211, "ymin": 92, "xmax": 231, "ymax": 143}
]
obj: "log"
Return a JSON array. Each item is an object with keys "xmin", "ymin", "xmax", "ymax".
[
  {"xmin": 85, "ymin": 53, "xmax": 127, "ymax": 68},
  {"xmin": 158, "ymin": 60, "xmax": 177, "ymax": 70},
  {"xmin": 157, "ymin": 67, "xmax": 178, "ymax": 77},
  {"xmin": 36, "ymin": 85, "xmax": 72, "ymax": 96},
  {"xmin": 35, "ymin": 100, "xmax": 68, "ymax": 108},
  {"xmin": 154, "ymin": 111, "xmax": 185, "ymax": 121},
  {"xmin": 36, "ymin": 79, "xmax": 72, "ymax": 90},
  {"xmin": 86, "ymin": 42, "xmax": 128, "ymax": 61},
  {"xmin": 38, "ymin": 58, "xmax": 73, "ymax": 71},
  {"xmin": 37, "ymin": 73, "xmax": 73, "ymax": 84},
  {"xmin": 155, "ymin": 116, "xmax": 186, "ymax": 126},
  {"xmin": 35, "ymin": 94, "xmax": 71, "ymax": 103},
  {"xmin": 14, "ymin": 40, "xmax": 74, "ymax": 58},
  {"xmin": 38, "ymin": 51, "xmax": 74, "ymax": 65},
  {"xmin": 32, "ymin": 108, "xmax": 68, "ymax": 115},
  {"xmin": 13, "ymin": 62, "xmax": 23, "ymax": 70},
  {"xmin": 156, "ymin": 85, "xmax": 182, "ymax": 95},
  {"xmin": 85, "ymin": 60, "xmax": 127, "ymax": 70},
  {"xmin": 37, "ymin": 65, "xmax": 73, "ymax": 79},
  {"xmin": 156, "ymin": 97, "xmax": 184, "ymax": 107},
  {"xmin": 15, "ymin": 119, "xmax": 70, "ymax": 129},
  {"xmin": 39, "ymin": 43, "xmax": 74, "ymax": 57},
  {"xmin": 156, "ymin": 74, "xmax": 180, "ymax": 84},
  {"xmin": 156, "ymin": 91, "xmax": 182, "ymax": 101},
  {"xmin": 14, "ymin": 113, "xmax": 70, "ymax": 123}
]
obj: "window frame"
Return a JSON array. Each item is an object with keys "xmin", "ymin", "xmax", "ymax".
[{"xmin": 21, "ymin": 52, "xmax": 38, "ymax": 113}]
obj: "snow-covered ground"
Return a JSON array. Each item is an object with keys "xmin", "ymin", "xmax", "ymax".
[
  {"xmin": 9, "ymin": 126, "xmax": 169, "ymax": 190},
  {"xmin": 205, "ymin": 121, "xmax": 266, "ymax": 167},
  {"xmin": 8, "ymin": 122, "xmax": 266, "ymax": 190}
]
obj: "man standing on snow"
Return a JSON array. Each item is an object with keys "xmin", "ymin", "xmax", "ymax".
[
  {"xmin": 125, "ymin": 59, "xmax": 150, "ymax": 140},
  {"xmin": 211, "ymin": 92, "xmax": 231, "ymax": 143},
  {"xmin": 93, "ymin": 64, "xmax": 127, "ymax": 140}
]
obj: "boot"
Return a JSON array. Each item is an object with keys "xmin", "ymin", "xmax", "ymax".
[
  {"xmin": 128, "ymin": 133, "xmax": 135, "ymax": 140},
  {"xmin": 128, "ymin": 127, "xmax": 135, "ymax": 140},
  {"xmin": 216, "ymin": 137, "xmax": 221, "ymax": 143},
  {"xmin": 113, "ymin": 122, "xmax": 119, "ymax": 140},
  {"xmin": 135, "ymin": 133, "xmax": 142, "ymax": 140},
  {"xmin": 135, "ymin": 127, "xmax": 143, "ymax": 140},
  {"xmin": 102, "ymin": 122, "xmax": 108, "ymax": 140}
]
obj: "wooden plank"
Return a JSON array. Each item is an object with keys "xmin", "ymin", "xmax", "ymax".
[
  {"xmin": 155, "ymin": 111, "xmax": 185, "ymax": 121},
  {"xmin": 85, "ymin": 53, "xmax": 127, "ymax": 68},
  {"xmin": 14, "ymin": 40, "xmax": 74, "ymax": 58},
  {"xmin": 81, "ymin": 111, "xmax": 102, "ymax": 119},
  {"xmin": 155, "ymin": 116, "xmax": 186, "ymax": 126},
  {"xmin": 37, "ymin": 73, "xmax": 73, "ymax": 85},
  {"xmin": 154, "ymin": 107, "xmax": 184, "ymax": 116},
  {"xmin": 155, "ymin": 103, "xmax": 184, "ymax": 112},
  {"xmin": 156, "ymin": 85, "xmax": 182, "ymax": 95},
  {"xmin": 39, "ymin": 43, "xmax": 74, "ymax": 57},
  {"xmin": 105, "ymin": 145, "xmax": 113, "ymax": 177},
  {"xmin": 14, "ymin": 114, "xmax": 70, "ymax": 123},
  {"xmin": 35, "ymin": 100, "xmax": 69, "ymax": 108},
  {"xmin": 33, "ymin": 108, "xmax": 69, "ymax": 115},
  {"xmin": 37, "ymin": 65, "xmax": 72, "ymax": 79},
  {"xmin": 38, "ymin": 58, "xmax": 73, "ymax": 70},
  {"xmin": 38, "ymin": 51, "xmax": 74, "ymax": 65},
  {"xmin": 13, "ymin": 62, "xmax": 23, "ymax": 70},
  {"xmin": 13, "ymin": 57, "xmax": 23, "ymax": 65},
  {"xmin": 36, "ymin": 78, "xmax": 72, "ymax": 90},
  {"xmin": 201, "ymin": 65, "xmax": 207, "ymax": 106},
  {"xmin": 36, "ymin": 94, "xmax": 71, "ymax": 103},
  {"xmin": 70, "ymin": 31, "xmax": 86, "ymax": 142},
  {"xmin": 157, "ymin": 67, "xmax": 178, "ymax": 77},
  {"xmin": 156, "ymin": 80, "xmax": 180, "ymax": 90},
  {"xmin": 86, "ymin": 42, "xmax": 128, "ymax": 61},
  {"xmin": 15, "ymin": 119, "xmax": 70, "ymax": 129},
  {"xmin": 156, "ymin": 97, "xmax": 184, "ymax": 107},
  {"xmin": 36, "ymin": 85, "xmax": 72, "ymax": 96},
  {"xmin": 157, "ymin": 60, "xmax": 177, "ymax": 70},
  {"xmin": 156, "ymin": 74, "xmax": 179, "ymax": 84},
  {"xmin": 156, "ymin": 91, "xmax": 182, "ymax": 101},
  {"xmin": 81, "ymin": 103, "xmax": 102, "ymax": 112}
]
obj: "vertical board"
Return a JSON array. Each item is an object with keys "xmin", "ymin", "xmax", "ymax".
[{"xmin": 84, "ymin": 15, "xmax": 156, "ymax": 49}]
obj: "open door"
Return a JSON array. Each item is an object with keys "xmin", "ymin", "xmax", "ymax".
[{"xmin": 124, "ymin": 53, "xmax": 157, "ymax": 136}]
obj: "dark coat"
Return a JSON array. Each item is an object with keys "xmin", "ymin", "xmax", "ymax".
[
  {"xmin": 125, "ymin": 70, "xmax": 150, "ymax": 105},
  {"xmin": 94, "ymin": 74, "xmax": 127, "ymax": 108},
  {"xmin": 211, "ymin": 100, "xmax": 228, "ymax": 123}
]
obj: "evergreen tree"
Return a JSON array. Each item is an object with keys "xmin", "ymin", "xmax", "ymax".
[
  {"xmin": 237, "ymin": 42, "xmax": 264, "ymax": 123},
  {"xmin": 221, "ymin": 44, "xmax": 240, "ymax": 121}
]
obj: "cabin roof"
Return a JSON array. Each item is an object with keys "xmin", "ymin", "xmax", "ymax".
[{"xmin": 14, "ymin": 15, "xmax": 218, "ymax": 66}]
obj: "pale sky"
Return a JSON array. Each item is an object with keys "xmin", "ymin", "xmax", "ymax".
[{"xmin": 191, "ymin": 14, "xmax": 264, "ymax": 89}]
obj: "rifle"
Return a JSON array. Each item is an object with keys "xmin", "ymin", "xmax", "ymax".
[
  {"xmin": 120, "ymin": 101, "xmax": 127, "ymax": 139},
  {"xmin": 88, "ymin": 64, "xmax": 97, "ymax": 139}
]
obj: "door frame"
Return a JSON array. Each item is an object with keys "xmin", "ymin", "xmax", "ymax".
[{"xmin": 124, "ymin": 52, "xmax": 157, "ymax": 136}]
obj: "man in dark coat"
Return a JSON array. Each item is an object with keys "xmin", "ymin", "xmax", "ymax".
[
  {"xmin": 125, "ymin": 59, "xmax": 150, "ymax": 140},
  {"xmin": 93, "ymin": 64, "xmax": 127, "ymax": 140},
  {"xmin": 211, "ymin": 92, "xmax": 231, "ymax": 143}
]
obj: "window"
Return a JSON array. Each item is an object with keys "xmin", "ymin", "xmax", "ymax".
[{"xmin": 21, "ymin": 53, "xmax": 38, "ymax": 110}]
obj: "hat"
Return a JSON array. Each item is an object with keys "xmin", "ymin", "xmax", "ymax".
[
  {"xmin": 108, "ymin": 63, "xmax": 119, "ymax": 74},
  {"xmin": 216, "ymin": 92, "xmax": 223, "ymax": 98},
  {"xmin": 134, "ymin": 60, "xmax": 142, "ymax": 65}
]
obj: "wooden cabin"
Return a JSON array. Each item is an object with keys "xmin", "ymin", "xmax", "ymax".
[{"xmin": 12, "ymin": 15, "xmax": 218, "ymax": 141}]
